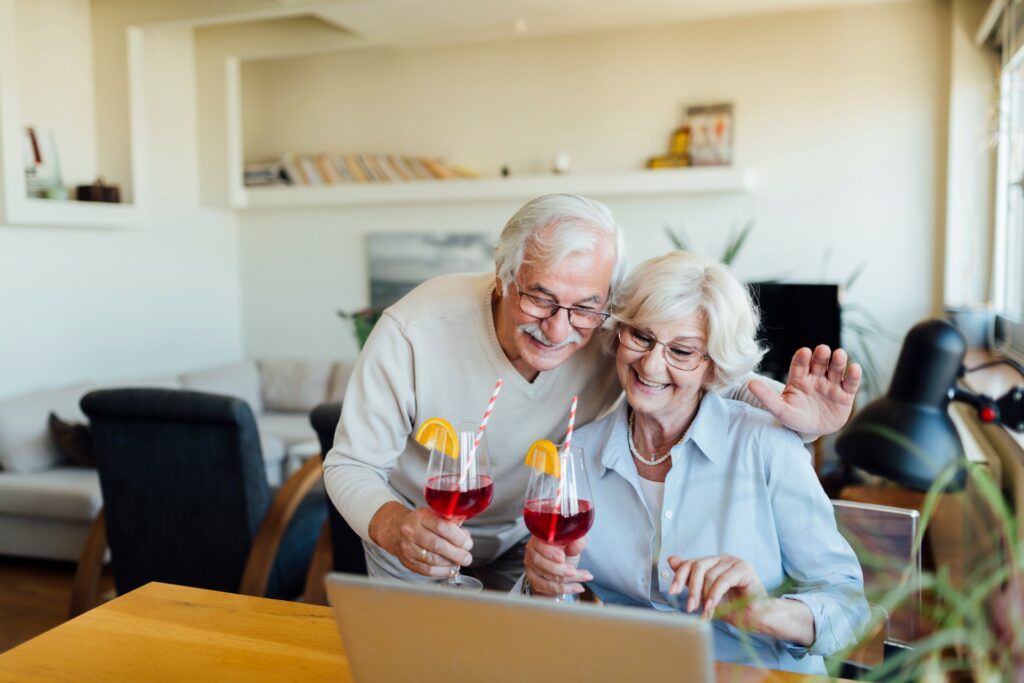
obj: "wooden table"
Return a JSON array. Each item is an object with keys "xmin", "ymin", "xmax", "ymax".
[{"xmin": 0, "ymin": 583, "xmax": 850, "ymax": 682}]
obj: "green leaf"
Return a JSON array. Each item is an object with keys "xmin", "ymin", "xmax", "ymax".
[
  {"xmin": 844, "ymin": 261, "xmax": 867, "ymax": 291},
  {"xmin": 664, "ymin": 225, "xmax": 690, "ymax": 251},
  {"xmin": 721, "ymin": 219, "xmax": 754, "ymax": 266}
]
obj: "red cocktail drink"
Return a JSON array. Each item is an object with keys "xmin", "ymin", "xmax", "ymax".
[
  {"xmin": 524, "ymin": 498, "xmax": 594, "ymax": 546},
  {"xmin": 425, "ymin": 474, "xmax": 494, "ymax": 522}
]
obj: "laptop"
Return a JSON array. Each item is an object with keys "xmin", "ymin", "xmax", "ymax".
[{"xmin": 325, "ymin": 573, "xmax": 713, "ymax": 682}]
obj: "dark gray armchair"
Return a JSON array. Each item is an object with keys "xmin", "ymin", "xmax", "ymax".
[
  {"xmin": 309, "ymin": 402, "xmax": 367, "ymax": 576},
  {"xmin": 69, "ymin": 388, "xmax": 326, "ymax": 617}
]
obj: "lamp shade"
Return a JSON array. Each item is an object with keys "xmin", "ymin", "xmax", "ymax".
[{"xmin": 835, "ymin": 319, "xmax": 968, "ymax": 492}]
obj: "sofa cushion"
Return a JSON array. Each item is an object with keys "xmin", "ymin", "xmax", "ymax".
[
  {"xmin": 48, "ymin": 413, "xmax": 96, "ymax": 467},
  {"xmin": 257, "ymin": 413, "xmax": 317, "ymax": 447},
  {"xmin": 258, "ymin": 359, "xmax": 334, "ymax": 413},
  {"xmin": 0, "ymin": 467, "xmax": 102, "ymax": 522},
  {"xmin": 0, "ymin": 382, "xmax": 95, "ymax": 473},
  {"xmin": 179, "ymin": 362, "xmax": 263, "ymax": 414},
  {"xmin": 327, "ymin": 362, "xmax": 353, "ymax": 402}
]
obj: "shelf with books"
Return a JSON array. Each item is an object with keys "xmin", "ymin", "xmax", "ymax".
[{"xmin": 235, "ymin": 167, "xmax": 754, "ymax": 209}]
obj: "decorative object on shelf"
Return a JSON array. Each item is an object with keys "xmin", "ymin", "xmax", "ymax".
[
  {"xmin": 944, "ymin": 304, "xmax": 996, "ymax": 349},
  {"xmin": 22, "ymin": 126, "xmax": 63, "ymax": 198},
  {"xmin": 75, "ymin": 177, "xmax": 121, "ymax": 203},
  {"xmin": 337, "ymin": 308, "xmax": 383, "ymax": 349},
  {"xmin": 552, "ymin": 152, "xmax": 571, "ymax": 175},
  {"xmin": 648, "ymin": 121, "xmax": 690, "ymax": 169},
  {"xmin": 686, "ymin": 102, "xmax": 734, "ymax": 166},
  {"xmin": 369, "ymin": 232, "xmax": 495, "ymax": 309}
]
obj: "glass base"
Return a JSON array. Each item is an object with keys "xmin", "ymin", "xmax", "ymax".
[
  {"xmin": 554, "ymin": 592, "xmax": 578, "ymax": 603},
  {"xmin": 434, "ymin": 574, "xmax": 483, "ymax": 592}
]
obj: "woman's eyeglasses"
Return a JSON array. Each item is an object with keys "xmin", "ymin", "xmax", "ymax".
[
  {"xmin": 515, "ymin": 285, "xmax": 610, "ymax": 330},
  {"xmin": 617, "ymin": 326, "xmax": 710, "ymax": 371}
]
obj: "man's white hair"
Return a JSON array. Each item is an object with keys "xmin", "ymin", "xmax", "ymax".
[
  {"xmin": 609, "ymin": 250, "xmax": 766, "ymax": 393},
  {"xmin": 494, "ymin": 194, "xmax": 626, "ymax": 299}
]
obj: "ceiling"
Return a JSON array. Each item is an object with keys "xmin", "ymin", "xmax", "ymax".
[{"xmin": 139, "ymin": 0, "xmax": 921, "ymax": 47}]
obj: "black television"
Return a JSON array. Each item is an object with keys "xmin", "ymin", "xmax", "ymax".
[{"xmin": 748, "ymin": 283, "xmax": 841, "ymax": 382}]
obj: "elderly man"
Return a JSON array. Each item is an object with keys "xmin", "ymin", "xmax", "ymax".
[{"xmin": 323, "ymin": 194, "xmax": 860, "ymax": 590}]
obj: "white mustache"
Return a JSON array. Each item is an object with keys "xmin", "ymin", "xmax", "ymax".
[{"xmin": 518, "ymin": 322, "xmax": 583, "ymax": 350}]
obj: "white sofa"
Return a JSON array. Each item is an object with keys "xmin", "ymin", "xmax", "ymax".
[{"xmin": 0, "ymin": 358, "xmax": 350, "ymax": 562}]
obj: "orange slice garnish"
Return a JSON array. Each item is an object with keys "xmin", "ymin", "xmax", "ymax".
[
  {"xmin": 524, "ymin": 439, "xmax": 560, "ymax": 477},
  {"xmin": 414, "ymin": 417, "xmax": 459, "ymax": 458}
]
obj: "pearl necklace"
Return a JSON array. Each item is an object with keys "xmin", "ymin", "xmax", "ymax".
[{"xmin": 627, "ymin": 410, "xmax": 685, "ymax": 467}]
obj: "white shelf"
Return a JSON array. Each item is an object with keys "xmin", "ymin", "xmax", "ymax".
[
  {"xmin": 236, "ymin": 167, "xmax": 755, "ymax": 209},
  {"xmin": 6, "ymin": 198, "xmax": 146, "ymax": 228}
]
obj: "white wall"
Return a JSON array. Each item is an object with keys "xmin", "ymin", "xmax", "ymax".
[
  {"xmin": 0, "ymin": 17, "xmax": 243, "ymax": 398},
  {"xmin": 237, "ymin": 1, "xmax": 952, "ymax": 390}
]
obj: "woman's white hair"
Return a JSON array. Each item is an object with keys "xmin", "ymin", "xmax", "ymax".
[
  {"xmin": 495, "ymin": 194, "xmax": 626, "ymax": 298},
  {"xmin": 609, "ymin": 250, "xmax": 766, "ymax": 393}
]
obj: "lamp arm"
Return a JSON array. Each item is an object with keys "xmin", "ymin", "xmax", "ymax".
[{"xmin": 949, "ymin": 386, "xmax": 1024, "ymax": 433}]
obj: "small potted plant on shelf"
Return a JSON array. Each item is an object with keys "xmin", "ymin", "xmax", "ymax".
[{"xmin": 337, "ymin": 308, "xmax": 382, "ymax": 350}]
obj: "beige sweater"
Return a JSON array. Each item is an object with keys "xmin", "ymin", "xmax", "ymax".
[{"xmin": 323, "ymin": 272, "xmax": 773, "ymax": 562}]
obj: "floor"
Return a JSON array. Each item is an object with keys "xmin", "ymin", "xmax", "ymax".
[{"xmin": 0, "ymin": 556, "xmax": 112, "ymax": 653}]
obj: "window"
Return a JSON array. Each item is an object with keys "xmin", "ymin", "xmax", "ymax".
[{"xmin": 995, "ymin": 2, "xmax": 1024, "ymax": 355}]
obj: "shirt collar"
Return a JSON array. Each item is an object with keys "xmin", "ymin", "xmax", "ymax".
[{"xmin": 599, "ymin": 391, "xmax": 729, "ymax": 475}]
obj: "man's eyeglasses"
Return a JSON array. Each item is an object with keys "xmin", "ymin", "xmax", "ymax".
[
  {"xmin": 514, "ymin": 284, "xmax": 610, "ymax": 330},
  {"xmin": 617, "ymin": 326, "xmax": 710, "ymax": 371}
]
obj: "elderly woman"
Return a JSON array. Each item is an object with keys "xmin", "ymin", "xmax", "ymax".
[{"xmin": 522, "ymin": 251, "xmax": 868, "ymax": 675}]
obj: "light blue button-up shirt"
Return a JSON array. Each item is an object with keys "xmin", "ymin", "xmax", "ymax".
[{"xmin": 573, "ymin": 392, "xmax": 869, "ymax": 676}]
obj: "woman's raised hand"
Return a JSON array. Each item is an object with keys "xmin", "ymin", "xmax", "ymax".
[
  {"xmin": 747, "ymin": 345, "xmax": 861, "ymax": 440},
  {"xmin": 524, "ymin": 535, "xmax": 593, "ymax": 596}
]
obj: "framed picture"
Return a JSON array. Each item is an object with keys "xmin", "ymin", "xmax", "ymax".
[
  {"xmin": 368, "ymin": 233, "xmax": 496, "ymax": 309},
  {"xmin": 686, "ymin": 103, "xmax": 733, "ymax": 167},
  {"xmin": 22, "ymin": 126, "xmax": 63, "ymax": 197}
]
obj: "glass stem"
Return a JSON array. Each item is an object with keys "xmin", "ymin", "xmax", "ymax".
[{"xmin": 449, "ymin": 519, "xmax": 465, "ymax": 585}]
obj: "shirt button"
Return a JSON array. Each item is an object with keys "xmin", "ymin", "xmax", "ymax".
[
  {"xmin": 640, "ymin": 576, "xmax": 647, "ymax": 584},
  {"xmin": 664, "ymin": 510, "xmax": 674, "ymax": 519},
  {"xmin": 660, "ymin": 569, "xmax": 670, "ymax": 580}
]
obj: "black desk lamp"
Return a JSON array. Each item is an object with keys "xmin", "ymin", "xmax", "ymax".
[{"xmin": 836, "ymin": 319, "xmax": 1024, "ymax": 492}]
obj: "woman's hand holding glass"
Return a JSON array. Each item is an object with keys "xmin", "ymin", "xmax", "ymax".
[{"xmin": 524, "ymin": 535, "xmax": 593, "ymax": 597}]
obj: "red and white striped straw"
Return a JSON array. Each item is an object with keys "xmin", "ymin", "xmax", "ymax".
[
  {"xmin": 563, "ymin": 395, "xmax": 578, "ymax": 452},
  {"xmin": 473, "ymin": 379, "xmax": 503, "ymax": 452}
]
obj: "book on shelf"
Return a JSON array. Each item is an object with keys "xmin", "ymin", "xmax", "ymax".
[
  {"xmin": 405, "ymin": 157, "xmax": 435, "ymax": 180},
  {"xmin": 280, "ymin": 154, "xmax": 306, "ymax": 185},
  {"xmin": 387, "ymin": 155, "xmax": 412, "ymax": 181},
  {"xmin": 244, "ymin": 160, "xmax": 287, "ymax": 187},
  {"xmin": 330, "ymin": 155, "xmax": 354, "ymax": 183},
  {"xmin": 299, "ymin": 155, "xmax": 323, "ymax": 185},
  {"xmin": 421, "ymin": 157, "xmax": 456, "ymax": 180},
  {"xmin": 354, "ymin": 154, "xmax": 378, "ymax": 182},
  {"xmin": 363, "ymin": 154, "xmax": 393, "ymax": 182},
  {"xmin": 342, "ymin": 155, "xmax": 369, "ymax": 183},
  {"xmin": 315, "ymin": 154, "xmax": 342, "ymax": 185}
]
